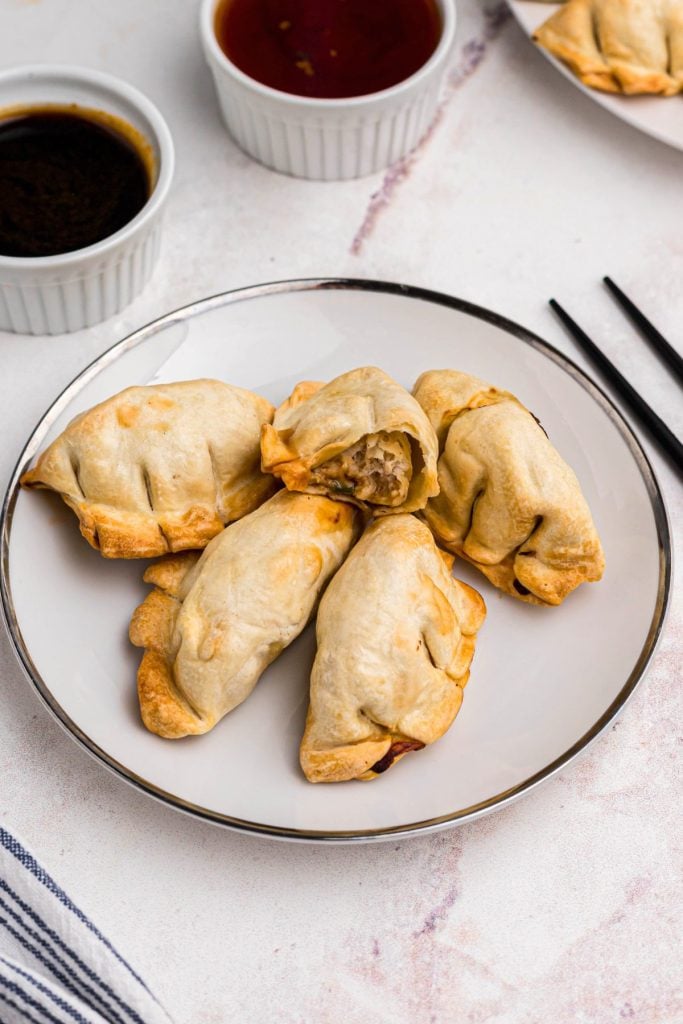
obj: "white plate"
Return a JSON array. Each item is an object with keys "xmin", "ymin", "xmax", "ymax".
[
  {"xmin": 509, "ymin": 1, "xmax": 683, "ymax": 153},
  {"xmin": 0, "ymin": 280, "xmax": 670, "ymax": 843}
]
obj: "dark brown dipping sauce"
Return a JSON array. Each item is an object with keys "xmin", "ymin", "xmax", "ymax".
[
  {"xmin": 214, "ymin": 0, "xmax": 442, "ymax": 100},
  {"xmin": 0, "ymin": 108, "xmax": 151, "ymax": 258}
]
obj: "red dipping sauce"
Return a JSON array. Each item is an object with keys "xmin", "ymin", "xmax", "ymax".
[{"xmin": 214, "ymin": 0, "xmax": 443, "ymax": 100}]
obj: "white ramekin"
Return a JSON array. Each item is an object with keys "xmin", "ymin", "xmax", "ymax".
[
  {"xmin": 200, "ymin": 0, "xmax": 456, "ymax": 181},
  {"xmin": 0, "ymin": 66, "xmax": 174, "ymax": 335}
]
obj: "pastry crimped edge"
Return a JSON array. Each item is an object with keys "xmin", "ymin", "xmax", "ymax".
[
  {"xmin": 300, "ymin": 668, "xmax": 476, "ymax": 784},
  {"xmin": 260, "ymin": 381, "xmax": 327, "ymax": 494},
  {"xmin": 129, "ymin": 553, "xmax": 213, "ymax": 738},
  {"xmin": 425, "ymin": 498, "xmax": 604, "ymax": 608},
  {"xmin": 300, "ymin": 719, "xmax": 430, "ymax": 784},
  {"xmin": 57, "ymin": 498, "xmax": 227, "ymax": 560},
  {"xmin": 440, "ymin": 542, "xmax": 602, "ymax": 608},
  {"xmin": 22, "ymin": 472, "xmax": 276, "ymax": 559}
]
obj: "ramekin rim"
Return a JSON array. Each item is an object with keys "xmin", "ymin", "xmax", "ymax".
[
  {"xmin": 199, "ymin": 0, "xmax": 457, "ymax": 110},
  {"xmin": 0, "ymin": 64, "xmax": 175, "ymax": 270}
]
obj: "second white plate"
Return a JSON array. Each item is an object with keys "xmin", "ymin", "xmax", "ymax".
[
  {"xmin": 1, "ymin": 280, "xmax": 670, "ymax": 842},
  {"xmin": 509, "ymin": 1, "xmax": 683, "ymax": 153}
]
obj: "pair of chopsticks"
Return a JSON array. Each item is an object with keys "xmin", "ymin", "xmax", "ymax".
[{"xmin": 550, "ymin": 278, "xmax": 683, "ymax": 474}]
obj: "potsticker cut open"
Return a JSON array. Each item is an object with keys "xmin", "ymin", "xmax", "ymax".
[{"xmin": 261, "ymin": 367, "xmax": 439, "ymax": 515}]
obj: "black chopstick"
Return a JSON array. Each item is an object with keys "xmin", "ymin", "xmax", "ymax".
[
  {"xmin": 603, "ymin": 277, "xmax": 683, "ymax": 386},
  {"xmin": 549, "ymin": 298, "xmax": 683, "ymax": 473}
]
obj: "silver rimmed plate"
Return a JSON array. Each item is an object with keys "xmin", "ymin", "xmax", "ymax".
[
  {"xmin": 0, "ymin": 280, "xmax": 671, "ymax": 842},
  {"xmin": 509, "ymin": 1, "xmax": 683, "ymax": 154}
]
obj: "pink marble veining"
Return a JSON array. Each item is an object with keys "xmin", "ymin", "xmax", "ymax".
[{"xmin": 350, "ymin": 2, "xmax": 511, "ymax": 256}]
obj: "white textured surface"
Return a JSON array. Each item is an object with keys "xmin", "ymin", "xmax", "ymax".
[{"xmin": 0, "ymin": 1, "xmax": 681, "ymax": 1021}]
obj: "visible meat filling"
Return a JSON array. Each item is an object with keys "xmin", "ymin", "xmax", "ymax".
[
  {"xmin": 370, "ymin": 739, "xmax": 425, "ymax": 775},
  {"xmin": 310, "ymin": 431, "xmax": 413, "ymax": 506}
]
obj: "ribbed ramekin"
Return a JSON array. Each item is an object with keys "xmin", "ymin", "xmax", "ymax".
[
  {"xmin": 200, "ymin": 0, "xmax": 456, "ymax": 181},
  {"xmin": 0, "ymin": 66, "xmax": 174, "ymax": 336}
]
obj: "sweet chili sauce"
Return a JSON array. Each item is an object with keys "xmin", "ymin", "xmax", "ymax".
[
  {"xmin": 0, "ymin": 107, "xmax": 152, "ymax": 258},
  {"xmin": 214, "ymin": 0, "xmax": 443, "ymax": 100}
]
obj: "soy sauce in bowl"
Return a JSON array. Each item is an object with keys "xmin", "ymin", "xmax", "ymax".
[
  {"xmin": 0, "ymin": 106, "xmax": 152, "ymax": 258},
  {"xmin": 214, "ymin": 0, "xmax": 443, "ymax": 100}
]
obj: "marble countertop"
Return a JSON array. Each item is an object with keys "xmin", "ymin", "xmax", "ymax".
[{"xmin": 1, "ymin": 1, "xmax": 681, "ymax": 1021}]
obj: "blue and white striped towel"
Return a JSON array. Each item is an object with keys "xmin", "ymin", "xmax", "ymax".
[{"xmin": 0, "ymin": 827, "xmax": 172, "ymax": 1024}]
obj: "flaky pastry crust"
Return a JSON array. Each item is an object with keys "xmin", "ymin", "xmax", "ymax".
[
  {"xmin": 21, "ymin": 379, "xmax": 276, "ymax": 558},
  {"xmin": 300, "ymin": 515, "xmax": 486, "ymax": 783},
  {"xmin": 129, "ymin": 491, "xmax": 360, "ymax": 739},
  {"xmin": 533, "ymin": 0, "xmax": 683, "ymax": 95},
  {"xmin": 260, "ymin": 367, "xmax": 439, "ymax": 515},
  {"xmin": 413, "ymin": 370, "xmax": 605, "ymax": 607}
]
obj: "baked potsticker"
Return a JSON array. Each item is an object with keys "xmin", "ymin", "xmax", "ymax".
[
  {"xmin": 413, "ymin": 370, "xmax": 605, "ymax": 607},
  {"xmin": 300, "ymin": 515, "xmax": 486, "ymax": 783},
  {"xmin": 261, "ymin": 366, "xmax": 439, "ymax": 515},
  {"xmin": 533, "ymin": 0, "xmax": 683, "ymax": 95},
  {"xmin": 21, "ymin": 380, "xmax": 276, "ymax": 557},
  {"xmin": 130, "ymin": 491, "xmax": 360, "ymax": 738}
]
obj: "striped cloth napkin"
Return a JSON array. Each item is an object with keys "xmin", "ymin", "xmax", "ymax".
[{"xmin": 0, "ymin": 826, "xmax": 172, "ymax": 1024}]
